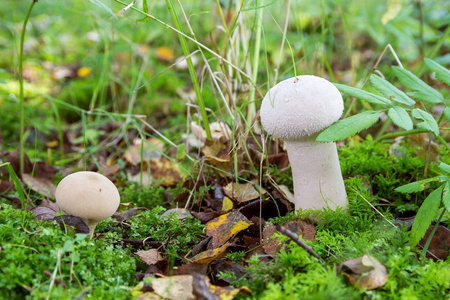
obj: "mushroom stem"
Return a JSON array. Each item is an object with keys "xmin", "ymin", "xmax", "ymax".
[
  {"xmin": 285, "ymin": 140, "xmax": 348, "ymax": 211},
  {"xmin": 85, "ymin": 220, "xmax": 98, "ymax": 240}
]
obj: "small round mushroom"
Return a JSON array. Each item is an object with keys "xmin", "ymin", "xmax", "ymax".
[
  {"xmin": 260, "ymin": 75, "xmax": 348, "ymax": 211},
  {"xmin": 55, "ymin": 171, "xmax": 120, "ymax": 238}
]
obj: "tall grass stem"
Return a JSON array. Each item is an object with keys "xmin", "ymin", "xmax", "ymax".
[{"xmin": 19, "ymin": 0, "xmax": 37, "ymax": 174}]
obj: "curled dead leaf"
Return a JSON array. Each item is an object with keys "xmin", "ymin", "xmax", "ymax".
[{"xmin": 337, "ymin": 251, "xmax": 388, "ymax": 290}]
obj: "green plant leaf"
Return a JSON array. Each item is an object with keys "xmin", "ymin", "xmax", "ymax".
[
  {"xmin": 370, "ymin": 75, "xmax": 415, "ymax": 106},
  {"xmin": 388, "ymin": 106, "xmax": 413, "ymax": 131},
  {"xmin": 444, "ymin": 107, "xmax": 450, "ymax": 122},
  {"xmin": 316, "ymin": 111, "xmax": 379, "ymax": 142},
  {"xmin": 407, "ymin": 91, "xmax": 443, "ymax": 104},
  {"xmin": 411, "ymin": 108, "xmax": 440, "ymax": 136},
  {"xmin": 392, "ymin": 66, "xmax": 443, "ymax": 104},
  {"xmin": 87, "ymin": 0, "xmax": 118, "ymax": 20},
  {"xmin": 409, "ymin": 184, "xmax": 445, "ymax": 246},
  {"xmin": 439, "ymin": 163, "xmax": 450, "ymax": 175},
  {"xmin": 334, "ymin": 83, "xmax": 392, "ymax": 106},
  {"xmin": 424, "ymin": 58, "xmax": 450, "ymax": 85},
  {"xmin": 444, "ymin": 182, "xmax": 450, "ymax": 212},
  {"xmin": 395, "ymin": 177, "xmax": 441, "ymax": 193}
]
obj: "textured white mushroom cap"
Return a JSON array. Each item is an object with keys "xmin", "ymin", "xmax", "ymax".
[
  {"xmin": 260, "ymin": 75, "xmax": 343, "ymax": 141},
  {"xmin": 55, "ymin": 171, "xmax": 120, "ymax": 224}
]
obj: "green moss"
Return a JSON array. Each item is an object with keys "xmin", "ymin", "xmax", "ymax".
[{"xmin": 0, "ymin": 204, "xmax": 136, "ymax": 299}]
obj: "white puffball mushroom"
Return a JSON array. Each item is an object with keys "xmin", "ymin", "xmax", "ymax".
[
  {"xmin": 260, "ymin": 75, "xmax": 348, "ymax": 211},
  {"xmin": 55, "ymin": 171, "xmax": 120, "ymax": 238}
]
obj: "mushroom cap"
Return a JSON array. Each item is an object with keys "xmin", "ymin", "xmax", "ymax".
[
  {"xmin": 55, "ymin": 171, "xmax": 120, "ymax": 223},
  {"xmin": 260, "ymin": 75, "xmax": 344, "ymax": 141}
]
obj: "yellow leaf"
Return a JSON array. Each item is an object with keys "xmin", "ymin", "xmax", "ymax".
[
  {"xmin": 77, "ymin": 66, "xmax": 91, "ymax": 78},
  {"xmin": 156, "ymin": 46, "xmax": 174, "ymax": 62},
  {"xmin": 221, "ymin": 196, "xmax": 233, "ymax": 213},
  {"xmin": 206, "ymin": 211, "xmax": 252, "ymax": 248},
  {"xmin": 190, "ymin": 243, "xmax": 230, "ymax": 264}
]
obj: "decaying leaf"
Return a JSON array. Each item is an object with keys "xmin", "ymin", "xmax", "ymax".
[
  {"xmin": 263, "ymin": 220, "xmax": 316, "ymax": 256},
  {"xmin": 221, "ymin": 196, "xmax": 234, "ymax": 213},
  {"xmin": 127, "ymin": 158, "xmax": 183, "ymax": 187},
  {"xmin": 124, "ymin": 138, "xmax": 164, "ymax": 165},
  {"xmin": 136, "ymin": 249, "xmax": 164, "ymax": 266},
  {"xmin": 22, "ymin": 173, "xmax": 56, "ymax": 199},
  {"xmin": 161, "ymin": 208, "xmax": 191, "ymax": 220},
  {"xmin": 202, "ymin": 142, "xmax": 231, "ymax": 177},
  {"xmin": 54, "ymin": 215, "xmax": 90, "ymax": 234},
  {"xmin": 113, "ymin": 207, "xmax": 149, "ymax": 222},
  {"xmin": 29, "ymin": 199, "xmax": 59, "ymax": 220},
  {"xmin": 150, "ymin": 275, "xmax": 194, "ymax": 300},
  {"xmin": 146, "ymin": 274, "xmax": 247, "ymax": 300},
  {"xmin": 337, "ymin": 252, "xmax": 388, "ymax": 290},
  {"xmin": 223, "ymin": 182, "xmax": 260, "ymax": 204},
  {"xmin": 419, "ymin": 225, "xmax": 450, "ymax": 260},
  {"xmin": 190, "ymin": 243, "xmax": 230, "ymax": 264},
  {"xmin": 206, "ymin": 211, "xmax": 252, "ymax": 248}
]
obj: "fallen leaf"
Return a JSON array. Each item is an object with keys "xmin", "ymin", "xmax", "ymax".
[
  {"xmin": 161, "ymin": 208, "xmax": 190, "ymax": 220},
  {"xmin": 54, "ymin": 215, "xmax": 90, "ymax": 235},
  {"xmin": 337, "ymin": 251, "xmax": 388, "ymax": 290},
  {"xmin": 0, "ymin": 180, "xmax": 14, "ymax": 193},
  {"xmin": 206, "ymin": 211, "xmax": 252, "ymax": 248},
  {"xmin": 124, "ymin": 138, "xmax": 164, "ymax": 165},
  {"xmin": 223, "ymin": 182, "xmax": 260, "ymax": 204},
  {"xmin": 419, "ymin": 225, "xmax": 450, "ymax": 260},
  {"xmin": 192, "ymin": 272, "xmax": 219, "ymax": 300},
  {"xmin": 156, "ymin": 46, "xmax": 174, "ymax": 62},
  {"xmin": 173, "ymin": 263, "xmax": 208, "ymax": 276},
  {"xmin": 136, "ymin": 249, "xmax": 164, "ymax": 266},
  {"xmin": 22, "ymin": 173, "xmax": 56, "ymax": 199},
  {"xmin": 29, "ymin": 199, "xmax": 59, "ymax": 220},
  {"xmin": 221, "ymin": 196, "xmax": 234, "ymax": 213},
  {"xmin": 202, "ymin": 142, "xmax": 231, "ymax": 177},
  {"xmin": 263, "ymin": 220, "xmax": 316, "ymax": 256},
  {"xmin": 190, "ymin": 243, "xmax": 230, "ymax": 264},
  {"xmin": 150, "ymin": 275, "xmax": 194, "ymax": 300}
]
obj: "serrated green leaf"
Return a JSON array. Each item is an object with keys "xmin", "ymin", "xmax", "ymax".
[
  {"xmin": 388, "ymin": 106, "xmax": 413, "ymax": 131},
  {"xmin": 443, "ymin": 107, "xmax": 450, "ymax": 122},
  {"xmin": 395, "ymin": 177, "xmax": 441, "ymax": 193},
  {"xmin": 443, "ymin": 182, "xmax": 450, "ymax": 212},
  {"xmin": 334, "ymin": 83, "xmax": 392, "ymax": 106},
  {"xmin": 411, "ymin": 108, "xmax": 440, "ymax": 136},
  {"xmin": 316, "ymin": 111, "xmax": 379, "ymax": 142},
  {"xmin": 424, "ymin": 58, "xmax": 450, "ymax": 85},
  {"xmin": 407, "ymin": 91, "xmax": 443, "ymax": 104},
  {"xmin": 370, "ymin": 75, "xmax": 415, "ymax": 106},
  {"xmin": 410, "ymin": 184, "xmax": 445, "ymax": 246},
  {"xmin": 392, "ymin": 66, "xmax": 443, "ymax": 104},
  {"xmin": 439, "ymin": 163, "xmax": 450, "ymax": 175}
]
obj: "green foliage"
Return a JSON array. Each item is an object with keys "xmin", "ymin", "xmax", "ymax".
[
  {"xmin": 408, "ymin": 184, "xmax": 445, "ymax": 246},
  {"xmin": 126, "ymin": 207, "xmax": 205, "ymax": 256},
  {"xmin": 0, "ymin": 204, "xmax": 136, "ymax": 299},
  {"xmin": 120, "ymin": 183, "xmax": 168, "ymax": 208},
  {"xmin": 424, "ymin": 58, "xmax": 450, "ymax": 85},
  {"xmin": 317, "ymin": 111, "xmax": 380, "ymax": 142},
  {"xmin": 319, "ymin": 59, "xmax": 449, "ymax": 142},
  {"xmin": 387, "ymin": 106, "xmax": 413, "ymax": 131}
]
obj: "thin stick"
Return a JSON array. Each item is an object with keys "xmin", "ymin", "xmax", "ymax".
[{"xmin": 276, "ymin": 225, "xmax": 322, "ymax": 261}]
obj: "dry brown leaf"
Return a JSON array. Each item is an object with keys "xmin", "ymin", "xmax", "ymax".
[
  {"xmin": 337, "ymin": 252, "xmax": 388, "ymax": 290},
  {"xmin": 22, "ymin": 173, "xmax": 56, "ymax": 199},
  {"xmin": 419, "ymin": 225, "xmax": 450, "ymax": 260},
  {"xmin": 29, "ymin": 199, "xmax": 59, "ymax": 220},
  {"xmin": 223, "ymin": 182, "xmax": 260, "ymax": 204},
  {"xmin": 161, "ymin": 208, "xmax": 190, "ymax": 220},
  {"xmin": 135, "ymin": 249, "xmax": 164, "ymax": 266},
  {"xmin": 263, "ymin": 220, "xmax": 316, "ymax": 256},
  {"xmin": 206, "ymin": 211, "xmax": 252, "ymax": 248},
  {"xmin": 151, "ymin": 275, "xmax": 195, "ymax": 300},
  {"xmin": 124, "ymin": 138, "xmax": 164, "ymax": 165}
]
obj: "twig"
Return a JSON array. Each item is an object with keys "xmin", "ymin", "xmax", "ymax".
[{"xmin": 276, "ymin": 225, "xmax": 323, "ymax": 263}]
